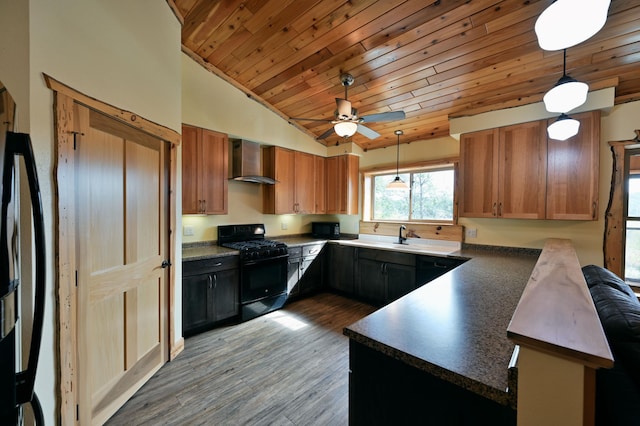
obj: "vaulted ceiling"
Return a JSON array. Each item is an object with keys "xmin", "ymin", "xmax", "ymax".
[{"xmin": 171, "ymin": 0, "xmax": 640, "ymax": 151}]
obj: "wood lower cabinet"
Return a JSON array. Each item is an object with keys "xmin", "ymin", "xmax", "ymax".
[
  {"xmin": 287, "ymin": 243, "xmax": 325, "ymax": 299},
  {"xmin": 326, "ymin": 154, "xmax": 359, "ymax": 215},
  {"xmin": 546, "ymin": 110, "xmax": 600, "ymax": 220},
  {"xmin": 182, "ymin": 124, "xmax": 228, "ymax": 214},
  {"xmin": 182, "ymin": 256, "xmax": 239, "ymax": 335},
  {"xmin": 356, "ymin": 248, "xmax": 416, "ymax": 305},
  {"xmin": 263, "ymin": 147, "xmax": 315, "ymax": 214},
  {"xmin": 328, "ymin": 244, "xmax": 356, "ymax": 294}
]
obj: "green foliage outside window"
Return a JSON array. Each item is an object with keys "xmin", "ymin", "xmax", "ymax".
[{"xmin": 372, "ymin": 169, "xmax": 454, "ymax": 221}]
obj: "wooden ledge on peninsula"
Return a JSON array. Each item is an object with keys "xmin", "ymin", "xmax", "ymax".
[
  {"xmin": 507, "ymin": 238, "xmax": 613, "ymax": 368},
  {"xmin": 507, "ymin": 238, "xmax": 613, "ymax": 426}
]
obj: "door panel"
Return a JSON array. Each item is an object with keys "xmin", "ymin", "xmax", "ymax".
[{"xmin": 76, "ymin": 104, "xmax": 167, "ymax": 425}]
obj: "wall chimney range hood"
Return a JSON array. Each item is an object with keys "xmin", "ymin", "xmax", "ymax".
[{"xmin": 230, "ymin": 139, "xmax": 276, "ymax": 184}]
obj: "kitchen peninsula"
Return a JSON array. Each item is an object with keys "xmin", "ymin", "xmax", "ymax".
[{"xmin": 343, "ymin": 244, "xmax": 540, "ymax": 425}]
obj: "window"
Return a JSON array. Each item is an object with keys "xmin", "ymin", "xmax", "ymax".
[
  {"xmin": 365, "ymin": 165, "xmax": 455, "ymax": 222},
  {"xmin": 625, "ymin": 153, "xmax": 640, "ymax": 282}
]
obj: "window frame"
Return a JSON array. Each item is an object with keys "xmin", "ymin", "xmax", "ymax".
[{"xmin": 362, "ymin": 158, "xmax": 458, "ymax": 224}]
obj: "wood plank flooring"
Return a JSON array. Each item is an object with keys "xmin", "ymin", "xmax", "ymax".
[{"xmin": 106, "ymin": 292, "xmax": 376, "ymax": 425}]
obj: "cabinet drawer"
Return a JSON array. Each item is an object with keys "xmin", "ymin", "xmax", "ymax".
[
  {"xmin": 183, "ymin": 256, "xmax": 239, "ymax": 276},
  {"xmin": 357, "ymin": 248, "xmax": 416, "ymax": 267},
  {"xmin": 303, "ymin": 243, "xmax": 324, "ymax": 257},
  {"xmin": 288, "ymin": 246, "xmax": 302, "ymax": 259}
]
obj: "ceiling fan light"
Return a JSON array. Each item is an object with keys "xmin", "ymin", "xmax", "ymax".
[
  {"xmin": 543, "ymin": 76, "xmax": 589, "ymax": 113},
  {"xmin": 334, "ymin": 121, "xmax": 358, "ymax": 137},
  {"xmin": 386, "ymin": 175, "xmax": 409, "ymax": 191},
  {"xmin": 547, "ymin": 114, "xmax": 580, "ymax": 141},
  {"xmin": 535, "ymin": 0, "xmax": 611, "ymax": 51}
]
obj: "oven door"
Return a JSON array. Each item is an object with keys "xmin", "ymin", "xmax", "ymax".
[{"xmin": 241, "ymin": 254, "xmax": 288, "ymax": 304}]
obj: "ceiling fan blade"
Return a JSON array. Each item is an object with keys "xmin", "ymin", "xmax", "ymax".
[
  {"xmin": 335, "ymin": 98, "xmax": 352, "ymax": 119},
  {"xmin": 356, "ymin": 124, "xmax": 381, "ymax": 139},
  {"xmin": 289, "ymin": 117, "xmax": 333, "ymax": 122},
  {"xmin": 317, "ymin": 127, "xmax": 335, "ymax": 140},
  {"xmin": 360, "ymin": 110, "xmax": 406, "ymax": 123}
]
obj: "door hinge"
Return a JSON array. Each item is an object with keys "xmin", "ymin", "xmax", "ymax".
[
  {"xmin": 75, "ymin": 270, "xmax": 78, "ymax": 287},
  {"xmin": 76, "ymin": 404, "xmax": 79, "ymax": 421}
]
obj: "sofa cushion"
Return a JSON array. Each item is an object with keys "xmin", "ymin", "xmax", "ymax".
[{"xmin": 582, "ymin": 265, "xmax": 640, "ymax": 387}]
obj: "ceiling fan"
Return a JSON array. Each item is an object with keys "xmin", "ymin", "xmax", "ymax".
[{"xmin": 290, "ymin": 73, "xmax": 406, "ymax": 140}]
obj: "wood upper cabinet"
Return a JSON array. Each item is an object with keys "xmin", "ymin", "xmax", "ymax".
[
  {"xmin": 315, "ymin": 155, "xmax": 327, "ymax": 214},
  {"xmin": 460, "ymin": 112, "xmax": 600, "ymax": 220},
  {"xmin": 326, "ymin": 154, "xmax": 359, "ymax": 215},
  {"xmin": 459, "ymin": 128, "xmax": 499, "ymax": 218},
  {"xmin": 499, "ymin": 121, "xmax": 547, "ymax": 219},
  {"xmin": 182, "ymin": 124, "xmax": 228, "ymax": 214},
  {"xmin": 460, "ymin": 121, "xmax": 547, "ymax": 219},
  {"xmin": 263, "ymin": 146, "xmax": 315, "ymax": 214},
  {"xmin": 546, "ymin": 110, "xmax": 600, "ymax": 220}
]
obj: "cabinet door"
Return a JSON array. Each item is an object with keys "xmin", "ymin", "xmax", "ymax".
[
  {"xmin": 295, "ymin": 151, "xmax": 315, "ymax": 213},
  {"xmin": 328, "ymin": 244, "xmax": 355, "ymax": 293},
  {"xmin": 287, "ymin": 256, "xmax": 301, "ymax": 298},
  {"xmin": 459, "ymin": 129, "xmax": 499, "ymax": 218},
  {"xmin": 499, "ymin": 121, "xmax": 547, "ymax": 219},
  {"xmin": 263, "ymin": 147, "xmax": 296, "ymax": 214},
  {"xmin": 300, "ymin": 253, "xmax": 324, "ymax": 295},
  {"xmin": 314, "ymin": 155, "xmax": 327, "ymax": 213},
  {"xmin": 212, "ymin": 269, "xmax": 239, "ymax": 322},
  {"xmin": 182, "ymin": 273, "xmax": 213, "ymax": 334},
  {"xmin": 546, "ymin": 111, "xmax": 600, "ymax": 220},
  {"xmin": 357, "ymin": 258, "xmax": 386, "ymax": 304},
  {"xmin": 326, "ymin": 155, "xmax": 359, "ymax": 215},
  {"xmin": 386, "ymin": 263, "xmax": 417, "ymax": 303},
  {"xmin": 200, "ymin": 129, "xmax": 228, "ymax": 214},
  {"xmin": 181, "ymin": 125, "xmax": 201, "ymax": 214}
]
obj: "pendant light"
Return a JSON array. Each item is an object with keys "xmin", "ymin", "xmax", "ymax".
[
  {"xmin": 535, "ymin": 0, "xmax": 611, "ymax": 51},
  {"xmin": 387, "ymin": 130, "xmax": 409, "ymax": 190},
  {"xmin": 543, "ymin": 49, "xmax": 588, "ymax": 113},
  {"xmin": 334, "ymin": 121, "xmax": 358, "ymax": 137},
  {"xmin": 547, "ymin": 113, "xmax": 580, "ymax": 140}
]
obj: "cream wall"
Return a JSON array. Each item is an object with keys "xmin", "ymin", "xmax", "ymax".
[
  {"xmin": 0, "ymin": 1, "xmax": 182, "ymax": 423},
  {"xmin": 181, "ymin": 53, "xmax": 361, "ymax": 241}
]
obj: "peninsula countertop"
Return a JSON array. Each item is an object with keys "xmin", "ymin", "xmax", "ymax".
[{"xmin": 343, "ymin": 245, "xmax": 541, "ymax": 406}]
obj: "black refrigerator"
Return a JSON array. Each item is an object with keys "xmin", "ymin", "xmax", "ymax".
[{"xmin": 0, "ymin": 131, "xmax": 46, "ymax": 425}]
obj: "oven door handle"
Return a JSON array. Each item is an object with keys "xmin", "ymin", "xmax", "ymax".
[{"xmin": 242, "ymin": 253, "xmax": 289, "ymax": 267}]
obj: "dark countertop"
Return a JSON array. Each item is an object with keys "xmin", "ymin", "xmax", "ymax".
[{"xmin": 343, "ymin": 245, "xmax": 540, "ymax": 406}]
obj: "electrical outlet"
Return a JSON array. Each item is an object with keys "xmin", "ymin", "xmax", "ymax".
[
  {"xmin": 465, "ymin": 228, "xmax": 477, "ymax": 238},
  {"xmin": 183, "ymin": 226, "xmax": 194, "ymax": 236},
  {"xmin": 281, "ymin": 222, "xmax": 288, "ymax": 230}
]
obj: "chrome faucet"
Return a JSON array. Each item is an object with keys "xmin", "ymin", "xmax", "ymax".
[{"xmin": 398, "ymin": 225, "xmax": 407, "ymax": 244}]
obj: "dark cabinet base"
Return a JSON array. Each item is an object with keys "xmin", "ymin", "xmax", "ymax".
[{"xmin": 349, "ymin": 341, "xmax": 515, "ymax": 426}]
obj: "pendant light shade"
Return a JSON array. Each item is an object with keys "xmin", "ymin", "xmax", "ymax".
[
  {"xmin": 535, "ymin": 0, "xmax": 611, "ymax": 51},
  {"xmin": 547, "ymin": 114, "xmax": 580, "ymax": 141},
  {"xmin": 334, "ymin": 121, "xmax": 358, "ymax": 137},
  {"xmin": 387, "ymin": 130, "xmax": 409, "ymax": 191},
  {"xmin": 543, "ymin": 49, "xmax": 588, "ymax": 113}
]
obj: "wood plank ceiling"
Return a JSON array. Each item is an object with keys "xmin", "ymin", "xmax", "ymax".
[{"xmin": 174, "ymin": 0, "xmax": 640, "ymax": 151}]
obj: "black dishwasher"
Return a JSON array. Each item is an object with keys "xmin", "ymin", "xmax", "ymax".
[{"xmin": 416, "ymin": 255, "xmax": 467, "ymax": 286}]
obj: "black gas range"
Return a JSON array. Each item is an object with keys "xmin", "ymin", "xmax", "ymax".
[{"xmin": 218, "ymin": 224, "xmax": 288, "ymax": 321}]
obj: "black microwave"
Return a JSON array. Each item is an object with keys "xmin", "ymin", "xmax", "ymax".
[{"xmin": 312, "ymin": 222, "xmax": 340, "ymax": 239}]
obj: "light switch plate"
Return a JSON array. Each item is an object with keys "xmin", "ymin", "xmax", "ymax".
[{"xmin": 184, "ymin": 226, "xmax": 194, "ymax": 236}]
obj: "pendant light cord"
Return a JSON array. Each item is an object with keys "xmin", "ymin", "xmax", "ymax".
[
  {"xmin": 562, "ymin": 48, "xmax": 567, "ymax": 77},
  {"xmin": 395, "ymin": 132, "xmax": 400, "ymax": 176}
]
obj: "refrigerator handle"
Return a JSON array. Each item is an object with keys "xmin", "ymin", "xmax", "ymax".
[{"xmin": 7, "ymin": 132, "xmax": 46, "ymax": 407}]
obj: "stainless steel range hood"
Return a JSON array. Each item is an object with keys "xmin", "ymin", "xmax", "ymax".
[{"xmin": 230, "ymin": 139, "xmax": 276, "ymax": 184}]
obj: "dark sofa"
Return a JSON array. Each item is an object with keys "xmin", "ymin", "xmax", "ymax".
[{"xmin": 582, "ymin": 265, "xmax": 640, "ymax": 425}]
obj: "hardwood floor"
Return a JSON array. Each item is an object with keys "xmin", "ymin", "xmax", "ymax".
[{"xmin": 106, "ymin": 292, "xmax": 376, "ymax": 425}]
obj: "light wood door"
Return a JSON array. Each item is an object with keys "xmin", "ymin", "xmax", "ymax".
[
  {"xmin": 181, "ymin": 125, "xmax": 200, "ymax": 213},
  {"xmin": 76, "ymin": 105, "xmax": 168, "ymax": 425},
  {"xmin": 499, "ymin": 121, "xmax": 547, "ymax": 219},
  {"xmin": 546, "ymin": 110, "xmax": 600, "ymax": 220},
  {"xmin": 294, "ymin": 151, "xmax": 315, "ymax": 213},
  {"xmin": 263, "ymin": 146, "xmax": 296, "ymax": 214},
  {"xmin": 459, "ymin": 129, "xmax": 499, "ymax": 218},
  {"xmin": 326, "ymin": 155, "xmax": 359, "ymax": 215}
]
